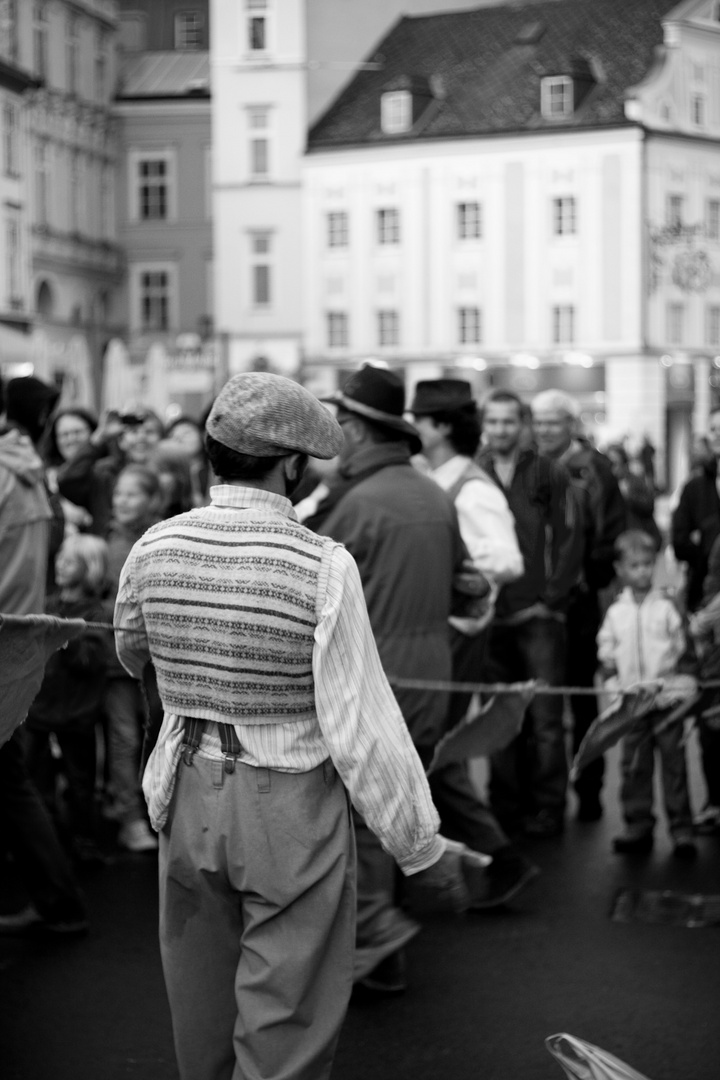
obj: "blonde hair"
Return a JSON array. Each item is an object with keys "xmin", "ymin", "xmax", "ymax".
[{"xmin": 59, "ymin": 534, "xmax": 109, "ymax": 596}]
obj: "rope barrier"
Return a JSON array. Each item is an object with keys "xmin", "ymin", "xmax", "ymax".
[{"xmin": 78, "ymin": 619, "xmax": 720, "ymax": 699}]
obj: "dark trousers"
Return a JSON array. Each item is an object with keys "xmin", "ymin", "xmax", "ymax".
[
  {"xmin": 0, "ymin": 728, "xmax": 86, "ymax": 923},
  {"xmin": 485, "ymin": 616, "xmax": 568, "ymax": 821},
  {"xmin": 426, "ymin": 628, "xmax": 509, "ymax": 855},
  {"xmin": 565, "ymin": 590, "xmax": 604, "ymax": 804},
  {"xmin": 24, "ymin": 726, "xmax": 98, "ymax": 841},
  {"xmin": 619, "ymin": 708, "xmax": 693, "ymax": 838}
]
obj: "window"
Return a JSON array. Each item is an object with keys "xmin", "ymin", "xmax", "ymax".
[
  {"xmin": 707, "ymin": 305, "xmax": 720, "ymax": 348},
  {"xmin": 552, "ymin": 196, "xmax": 576, "ymax": 236},
  {"xmin": 381, "ymin": 91, "xmax": 412, "ymax": 134},
  {"xmin": 132, "ymin": 154, "xmax": 175, "ymax": 221},
  {"xmin": 691, "ymin": 93, "xmax": 706, "ymax": 126},
  {"xmin": 251, "ymin": 231, "xmax": 272, "ymax": 306},
  {"xmin": 378, "ymin": 310, "xmax": 399, "ymax": 346},
  {"xmin": 458, "ymin": 307, "xmax": 482, "ymax": 345},
  {"xmin": 70, "ymin": 150, "xmax": 81, "ymax": 232},
  {"xmin": 327, "ymin": 211, "xmax": 348, "ymax": 247},
  {"xmin": 667, "ymin": 194, "xmax": 684, "ymax": 229},
  {"xmin": 3, "ymin": 103, "xmax": 18, "ymax": 176},
  {"xmin": 327, "ymin": 312, "xmax": 348, "ymax": 348},
  {"xmin": 95, "ymin": 32, "xmax": 108, "ymax": 100},
  {"xmin": 175, "ymin": 11, "xmax": 204, "ymax": 50},
  {"xmin": 35, "ymin": 141, "xmax": 49, "ymax": 226},
  {"xmin": 247, "ymin": 0, "xmax": 268, "ymax": 51},
  {"xmin": 552, "ymin": 304, "xmax": 575, "ymax": 344},
  {"xmin": 666, "ymin": 302, "xmax": 684, "ymax": 345},
  {"xmin": 250, "ymin": 138, "xmax": 269, "ymax": 178},
  {"xmin": 5, "ymin": 212, "xmax": 21, "ymax": 305},
  {"xmin": 33, "ymin": 2, "xmax": 48, "ymax": 80},
  {"xmin": 100, "ymin": 163, "xmax": 112, "ymax": 238},
  {"xmin": 541, "ymin": 76, "xmax": 573, "ymax": 119},
  {"xmin": 140, "ymin": 270, "xmax": 171, "ymax": 332},
  {"xmin": 377, "ymin": 208, "xmax": 400, "ymax": 245},
  {"xmin": 707, "ymin": 199, "xmax": 720, "ymax": 241},
  {"xmin": 0, "ymin": 0, "xmax": 18, "ymax": 64},
  {"xmin": 457, "ymin": 202, "xmax": 482, "ymax": 240},
  {"xmin": 66, "ymin": 14, "xmax": 79, "ymax": 96}
]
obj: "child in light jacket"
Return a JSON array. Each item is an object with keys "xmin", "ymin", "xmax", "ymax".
[{"xmin": 597, "ymin": 530, "xmax": 696, "ymax": 858}]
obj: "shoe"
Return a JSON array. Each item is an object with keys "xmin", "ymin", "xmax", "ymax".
[
  {"xmin": 358, "ymin": 949, "xmax": 407, "ymax": 994},
  {"xmin": 612, "ymin": 832, "xmax": 654, "ymax": 854},
  {"xmin": 672, "ymin": 835, "xmax": 698, "ymax": 860},
  {"xmin": 0, "ymin": 904, "xmax": 88, "ymax": 935},
  {"xmin": 693, "ymin": 804, "xmax": 720, "ymax": 835},
  {"xmin": 522, "ymin": 810, "xmax": 564, "ymax": 838},
  {"xmin": 468, "ymin": 851, "xmax": 540, "ymax": 910},
  {"xmin": 118, "ymin": 819, "xmax": 158, "ymax": 853},
  {"xmin": 576, "ymin": 795, "xmax": 603, "ymax": 822}
]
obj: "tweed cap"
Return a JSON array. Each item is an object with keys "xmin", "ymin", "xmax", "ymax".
[{"xmin": 206, "ymin": 372, "xmax": 343, "ymax": 459}]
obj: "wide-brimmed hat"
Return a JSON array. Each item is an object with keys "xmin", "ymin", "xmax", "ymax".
[
  {"xmin": 206, "ymin": 372, "xmax": 343, "ymax": 459},
  {"xmin": 410, "ymin": 379, "xmax": 476, "ymax": 416},
  {"xmin": 322, "ymin": 366, "xmax": 421, "ymax": 454}
]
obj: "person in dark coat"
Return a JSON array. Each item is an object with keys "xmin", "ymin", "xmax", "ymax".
[
  {"xmin": 671, "ymin": 408, "xmax": 720, "ymax": 614},
  {"xmin": 310, "ymin": 365, "xmax": 466, "ymax": 992},
  {"xmin": 531, "ymin": 390, "xmax": 626, "ymax": 822}
]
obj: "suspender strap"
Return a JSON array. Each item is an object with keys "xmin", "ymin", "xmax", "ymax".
[
  {"xmin": 217, "ymin": 723, "xmax": 242, "ymax": 773},
  {"xmin": 181, "ymin": 716, "xmax": 204, "ymax": 767},
  {"xmin": 180, "ymin": 717, "xmax": 243, "ymax": 772}
]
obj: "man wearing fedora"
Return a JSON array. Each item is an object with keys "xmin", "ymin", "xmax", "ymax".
[
  {"xmin": 114, "ymin": 372, "xmax": 465, "ymax": 1080},
  {"xmin": 309, "ymin": 365, "xmax": 473, "ymax": 991},
  {"xmin": 410, "ymin": 379, "xmax": 539, "ymax": 904}
]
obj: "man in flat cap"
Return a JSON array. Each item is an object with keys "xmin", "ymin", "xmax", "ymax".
[{"xmin": 114, "ymin": 372, "xmax": 463, "ymax": 1080}]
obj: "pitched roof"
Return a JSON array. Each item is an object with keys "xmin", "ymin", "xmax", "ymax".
[
  {"xmin": 116, "ymin": 52, "xmax": 210, "ymax": 100},
  {"xmin": 308, "ymin": 0, "xmax": 680, "ymax": 149}
]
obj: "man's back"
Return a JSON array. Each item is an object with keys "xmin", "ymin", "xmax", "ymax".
[{"xmin": 0, "ymin": 430, "xmax": 51, "ymax": 615}]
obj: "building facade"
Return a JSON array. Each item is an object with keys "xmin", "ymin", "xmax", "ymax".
[{"xmin": 303, "ymin": 0, "xmax": 720, "ymax": 486}]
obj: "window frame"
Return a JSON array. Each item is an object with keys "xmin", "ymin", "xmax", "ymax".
[
  {"xmin": 381, "ymin": 91, "xmax": 412, "ymax": 135},
  {"xmin": 458, "ymin": 306, "xmax": 482, "ymax": 345},
  {"xmin": 129, "ymin": 149, "xmax": 177, "ymax": 223},
  {"xmin": 667, "ymin": 194, "xmax": 684, "ymax": 229},
  {"xmin": 246, "ymin": 0, "xmax": 270, "ymax": 54},
  {"xmin": 552, "ymin": 195, "xmax": 577, "ymax": 236},
  {"xmin": 327, "ymin": 211, "xmax": 349, "ymax": 248},
  {"xmin": 175, "ymin": 11, "xmax": 204, "ymax": 50},
  {"xmin": 133, "ymin": 263, "xmax": 177, "ymax": 334},
  {"xmin": 33, "ymin": 2, "xmax": 49, "ymax": 81},
  {"xmin": 250, "ymin": 230, "xmax": 273, "ymax": 308},
  {"xmin": 377, "ymin": 309, "xmax": 400, "ymax": 347},
  {"xmin": 707, "ymin": 304, "xmax": 720, "ymax": 348},
  {"xmin": 326, "ymin": 311, "xmax": 349, "ymax": 348},
  {"xmin": 541, "ymin": 76, "xmax": 574, "ymax": 119},
  {"xmin": 707, "ymin": 199, "xmax": 720, "ymax": 241},
  {"xmin": 552, "ymin": 304, "xmax": 575, "ymax": 345},
  {"xmin": 377, "ymin": 207, "xmax": 400, "ymax": 245},
  {"xmin": 666, "ymin": 301, "xmax": 684, "ymax": 346},
  {"xmin": 457, "ymin": 201, "xmax": 482, "ymax": 241}
]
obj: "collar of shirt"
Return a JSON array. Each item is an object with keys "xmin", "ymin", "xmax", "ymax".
[
  {"xmin": 209, "ymin": 484, "xmax": 298, "ymax": 521},
  {"xmin": 429, "ymin": 454, "xmax": 471, "ymax": 491}
]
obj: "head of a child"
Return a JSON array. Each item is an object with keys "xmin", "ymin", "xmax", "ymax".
[
  {"xmin": 112, "ymin": 465, "xmax": 162, "ymax": 530},
  {"xmin": 55, "ymin": 534, "xmax": 109, "ymax": 598},
  {"xmin": 614, "ymin": 530, "xmax": 656, "ymax": 599}
]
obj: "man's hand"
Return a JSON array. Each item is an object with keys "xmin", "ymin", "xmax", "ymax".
[{"xmin": 404, "ymin": 845, "xmax": 471, "ymax": 915}]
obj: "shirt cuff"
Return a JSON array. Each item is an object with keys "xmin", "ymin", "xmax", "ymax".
[{"xmin": 398, "ymin": 834, "xmax": 446, "ymax": 876}]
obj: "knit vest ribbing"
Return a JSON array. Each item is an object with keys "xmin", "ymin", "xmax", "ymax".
[{"xmin": 129, "ymin": 507, "xmax": 331, "ymax": 724}]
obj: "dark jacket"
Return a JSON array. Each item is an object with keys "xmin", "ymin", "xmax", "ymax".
[
  {"xmin": 0, "ymin": 428, "xmax": 52, "ymax": 615},
  {"xmin": 26, "ymin": 595, "xmax": 107, "ymax": 732},
  {"xmin": 671, "ymin": 460, "xmax": 720, "ymax": 611},
  {"xmin": 559, "ymin": 441, "xmax": 627, "ymax": 589},
  {"xmin": 314, "ymin": 442, "xmax": 465, "ymax": 750},
  {"xmin": 476, "ymin": 447, "xmax": 584, "ymax": 620},
  {"xmin": 57, "ymin": 440, "xmax": 125, "ymax": 536}
]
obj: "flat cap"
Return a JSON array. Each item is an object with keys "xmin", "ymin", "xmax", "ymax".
[{"xmin": 206, "ymin": 372, "xmax": 343, "ymax": 459}]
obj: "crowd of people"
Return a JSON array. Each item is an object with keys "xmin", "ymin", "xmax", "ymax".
[{"xmin": 1, "ymin": 365, "xmax": 719, "ymax": 1079}]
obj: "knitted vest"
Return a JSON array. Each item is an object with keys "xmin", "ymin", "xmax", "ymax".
[
  {"xmin": 446, "ymin": 459, "xmax": 496, "ymax": 505},
  {"xmin": 129, "ymin": 506, "xmax": 333, "ymax": 724}
]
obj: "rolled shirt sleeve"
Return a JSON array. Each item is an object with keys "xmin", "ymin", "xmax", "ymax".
[
  {"xmin": 313, "ymin": 544, "xmax": 443, "ymax": 875},
  {"xmin": 114, "ymin": 549, "xmax": 152, "ymax": 679}
]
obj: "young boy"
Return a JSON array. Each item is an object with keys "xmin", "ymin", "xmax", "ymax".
[{"xmin": 597, "ymin": 530, "xmax": 696, "ymax": 858}]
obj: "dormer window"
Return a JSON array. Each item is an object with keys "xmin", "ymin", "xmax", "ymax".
[
  {"xmin": 541, "ymin": 76, "xmax": 573, "ymax": 119},
  {"xmin": 381, "ymin": 91, "xmax": 412, "ymax": 134}
]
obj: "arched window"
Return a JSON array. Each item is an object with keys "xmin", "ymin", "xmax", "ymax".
[{"xmin": 36, "ymin": 279, "xmax": 54, "ymax": 317}]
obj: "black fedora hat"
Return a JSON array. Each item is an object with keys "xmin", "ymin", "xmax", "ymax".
[
  {"xmin": 322, "ymin": 365, "xmax": 422, "ymax": 454},
  {"xmin": 410, "ymin": 379, "xmax": 476, "ymax": 416}
]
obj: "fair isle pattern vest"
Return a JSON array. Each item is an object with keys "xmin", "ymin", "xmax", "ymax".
[{"xmin": 129, "ymin": 505, "xmax": 334, "ymax": 724}]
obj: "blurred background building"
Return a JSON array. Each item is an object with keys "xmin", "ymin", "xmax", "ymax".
[{"xmin": 1, "ymin": 0, "xmax": 719, "ymax": 486}]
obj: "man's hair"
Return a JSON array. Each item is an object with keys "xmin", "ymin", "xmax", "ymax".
[
  {"xmin": 205, "ymin": 432, "xmax": 287, "ymax": 480},
  {"xmin": 428, "ymin": 406, "xmax": 481, "ymax": 457},
  {"xmin": 531, "ymin": 389, "xmax": 580, "ymax": 419},
  {"xmin": 481, "ymin": 389, "xmax": 523, "ymax": 418},
  {"xmin": 614, "ymin": 529, "xmax": 657, "ymax": 563}
]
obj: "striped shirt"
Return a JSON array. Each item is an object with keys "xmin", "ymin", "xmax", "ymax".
[{"xmin": 115, "ymin": 484, "xmax": 443, "ymax": 875}]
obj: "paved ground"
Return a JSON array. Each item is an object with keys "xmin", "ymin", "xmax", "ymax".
[{"xmin": 2, "ymin": 740, "xmax": 719, "ymax": 1080}]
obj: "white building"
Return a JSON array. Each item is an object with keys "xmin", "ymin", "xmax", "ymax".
[{"xmin": 302, "ymin": 0, "xmax": 720, "ymax": 486}]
